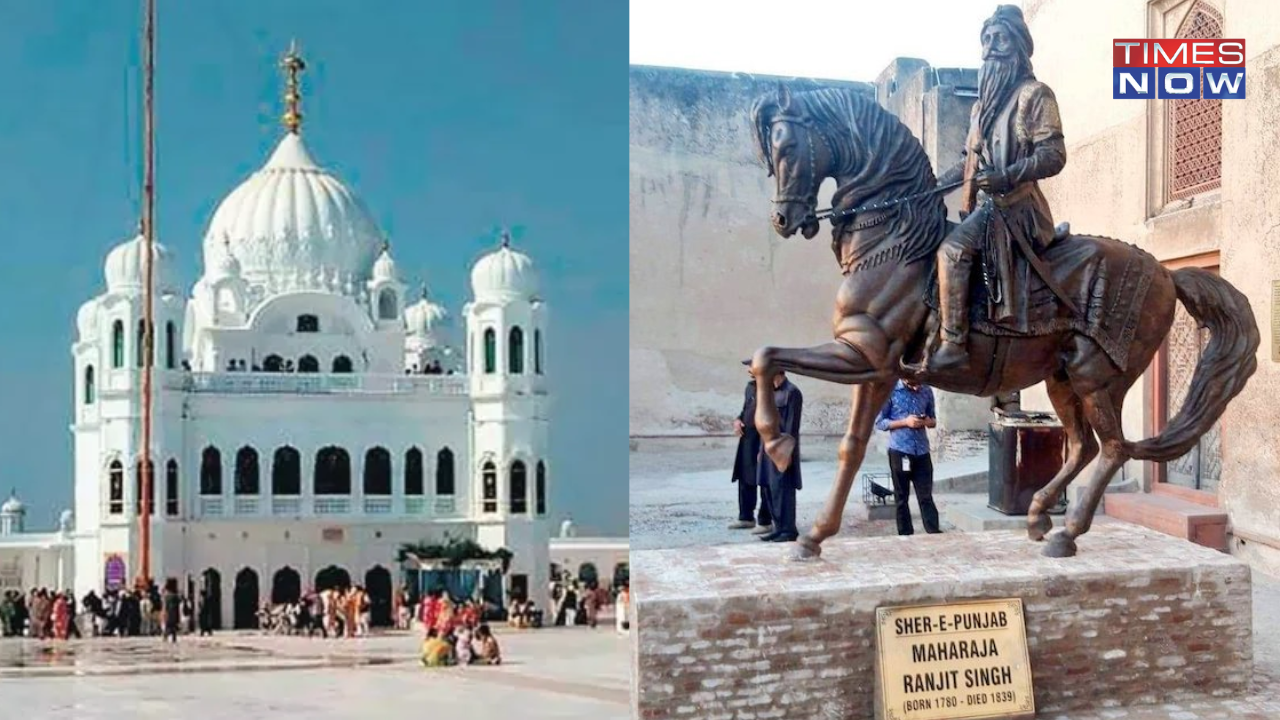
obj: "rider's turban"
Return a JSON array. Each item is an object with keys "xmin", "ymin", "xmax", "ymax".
[{"xmin": 983, "ymin": 5, "xmax": 1034, "ymax": 59}]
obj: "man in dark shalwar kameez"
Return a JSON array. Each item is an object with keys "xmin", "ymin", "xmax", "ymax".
[
  {"xmin": 729, "ymin": 374, "xmax": 773, "ymax": 535},
  {"xmin": 758, "ymin": 372, "xmax": 803, "ymax": 543}
]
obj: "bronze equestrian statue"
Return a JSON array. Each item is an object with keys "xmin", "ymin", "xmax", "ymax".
[{"xmin": 746, "ymin": 4, "xmax": 1258, "ymax": 560}]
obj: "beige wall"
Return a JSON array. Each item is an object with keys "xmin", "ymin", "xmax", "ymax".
[
  {"xmin": 1024, "ymin": 0, "xmax": 1280, "ymax": 567},
  {"xmin": 629, "ymin": 66, "xmax": 877, "ymax": 438},
  {"xmin": 630, "ymin": 63, "xmax": 988, "ymax": 439}
]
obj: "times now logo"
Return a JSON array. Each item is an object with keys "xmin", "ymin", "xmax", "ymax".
[{"xmin": 1113, "ymin": 39, "xmax": 1246, "ymax": 99}]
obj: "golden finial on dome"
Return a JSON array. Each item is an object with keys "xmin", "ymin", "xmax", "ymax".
[
  {"xmin": 381, "ymin": 239, "xmax": 391, "ymax": 253},
  {"xmin": 280, "ymin": 40, "xmax": 306, "ymax": 134},
  {"xmin": 499, "ymin": 226, "xmax": 512, "ymax": 248}
]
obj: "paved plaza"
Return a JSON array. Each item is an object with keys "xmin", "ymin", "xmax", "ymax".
[{"xmin": 0, "ymin": 626, "xmax": 629, "ymax": 719}]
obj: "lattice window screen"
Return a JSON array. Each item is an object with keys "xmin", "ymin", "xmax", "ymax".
[{"xmin": 1167, "ymin": 3, "xmax": 1223, "ymax": 201}]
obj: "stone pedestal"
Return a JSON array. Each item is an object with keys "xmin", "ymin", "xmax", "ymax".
[{"xmin": 631, "ymin": 524, "xmax": 1252, "ymax": 720}]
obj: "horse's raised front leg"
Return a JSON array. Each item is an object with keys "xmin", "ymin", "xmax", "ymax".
[{"xmin": 748, "ymin": 330, "xmax": 895, "ymax": 561}]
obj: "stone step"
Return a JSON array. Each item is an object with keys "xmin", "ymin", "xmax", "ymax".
[{"xmin": 1105, "ymin": 491, "xmax": 1229, "ymax": 551}]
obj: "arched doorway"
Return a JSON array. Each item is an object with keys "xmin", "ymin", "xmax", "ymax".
[
  {"xmin": 201, "ymin": 568, "xmax": 223, "ymax": 631},
  {"xmin": 365, "ymin": 566, "xmax": 393, "ymax": 627},
  {"xmin": 233, "ymin": 568, "xmax": 260, "ymax": 629},
  {"xmin": 578, "ymin": 562, "xmax": 599, "ymax": 588},
  {"xmin": 271, "ymin": 566, "xmax": 301, "ymax": 605},
  {"xmin": 315, "ymin": 565, "xmax": 351, "ymax": 592}
]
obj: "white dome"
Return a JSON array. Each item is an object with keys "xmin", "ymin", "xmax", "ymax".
[
  {"xmin": 372, "ymin": 245, "xmax": 397, "ymax": 282},
  {"xmin": 76, "ymin": 299, "xmax": 100, "ymax": 340},
  {"xmin": 203, "ymin": 133, "xmax": 385, "ymax": 289},
  {"xmin": 405, "ymin": 290, "xmax": 448, "ymax": 336},
  {"xmin": 211, "ymin": 239, "xmax": 242, "ymax": 279},
  {"xmin": 104, "ymin": 233, "xmax": 177, "ymax": 294},
  {"xmin": 470, "ymin": 243, "xmax": 538, "ymax": 302},
  {"xmin": 0, "ymin": 493, "xmax": 23, "ymax": 515}
]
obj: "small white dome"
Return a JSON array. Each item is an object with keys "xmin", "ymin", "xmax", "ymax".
[
  {"xmin": 203, "ymin": 133, "xmax": 385, "ymax": 288},
  {"xmin": 104, "ymin": 234, "xmax": 177, "ymax": 293},
  {"xmin": 405, "ymin": 289, "xmax": 448, "ymax": 336},
  {"xmin": 76, "ymin": 299, "xmax": 100, "ymax": 340},
  {"xmin": 372, "ymin": 244, "xmax": 397, "ymax": 282},
  {"xmin": 58, "ymin": 509, "xmax": 74, "ymax": 533},
  {"xmin": 470, "ymin": 242, "xmax": 538, "ymax": 302},
  {"xmin": 211, "ymin": 238, "xmax": 242, "ymax": 279},
  {"xmin": 0, "ymin": 492, "xmax": 24, "ymax": 515}
]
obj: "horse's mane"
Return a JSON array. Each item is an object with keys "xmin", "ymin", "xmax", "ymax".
[{"xmin": 750, "ymin": 87, "xmax": 948, "ymax": 265}]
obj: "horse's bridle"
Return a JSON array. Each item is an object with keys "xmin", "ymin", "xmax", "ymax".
[{"xmin": 768, "ymin": 115, "xmax": 829, "ymax": 212}]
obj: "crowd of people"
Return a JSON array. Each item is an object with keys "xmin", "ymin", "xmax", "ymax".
[
  {"xmin": 257, "ymin": 585, "xmax": 375, "ymax": 637},
  {"xmin": 0, "ymin": 580, "xmax": 194, "ymax": 640}
]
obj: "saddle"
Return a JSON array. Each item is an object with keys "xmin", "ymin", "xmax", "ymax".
[{"xmin": 924, "ymin": 223, "xmax": 1156, "ymax": 372}]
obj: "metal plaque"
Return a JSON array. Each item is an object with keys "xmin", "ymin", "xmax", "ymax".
[
  {"xmin": 321, "ymin": 527, "xmax": 345, "ymax": 543},
  {"xmin": 1272, "ymin": 280, "xmax": 1280, "ymax": 362},
  {"xmin": 876, "ymin": 598, "xmax": 1035, "ymax": 720}
]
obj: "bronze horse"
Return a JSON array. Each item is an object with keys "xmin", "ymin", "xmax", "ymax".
[{"xmin": 747, "ymin": 84, "xmax": 1258, "ymax": 560}]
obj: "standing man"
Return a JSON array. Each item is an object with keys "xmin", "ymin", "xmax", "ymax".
[
  {"xmin": 875, "ymin": 379, "xmax": 942, "ymax": 535},
  {"xmin": 758, "ymin": 371, "xmax": 803, "ymax": 543},
  {"xmin": 729, "ymin": 371, "xmax": 773, "ymax": 535}
]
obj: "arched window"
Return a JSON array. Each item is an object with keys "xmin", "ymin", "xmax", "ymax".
[
  {"xmin": 135, "ymin": 459, "xmax": 154, "ymax": 515},
  {"xmin": 483, "ymin": 328, "xmax": 496, "ymax": 374},
  {"xmin": 363, "ymin": 447, "xmax": 392, "ymax": 495},
  {"xmin": 536, "ymin": 461, "xmax": 547, "ymax": 516},
  {"xmin": 234, "ymin": 446, "xmax": 260, "ymax": 495},
  {"xmin": 535, "ymin": 329, "xmax": 543, "ymax": 374},
  {"xmin": 111, "ymin": 320, "xmax": 125, "ymax": 368},
  {"xmin": 272, "ymin": 446, "xmax": 301, "ymax": 495},
  {"xmin": 298, "ymin": 355, "xmax": 319, "ymax": 373},
  {"xmin": 404, "ymin": 447, "xmax": 424, "ymax": 496},
  {"xmin": 314, "ymin": 446, "xmax": 351, "ymax": 495},
  {"xmin": 136, "ymin": 319, "xmax": 147, "ymax": 367},
  {"xmin": 508, "ymin": 327, "xmax": 525, "ymax": 374},
  {"xmin": 200, "ymin": 446, "xmax": 222, "ymax": 495},
  {"xmin": 482, "ymin": 461, "xmax": 498, "ymax": 513},
  {"xmin": 378, "ymin": 290, "xmax": 397, "ymax": 320},
  {"xmin": 1167, "ymin": 2, "xmax": 1224, "ymax": 201},
  {"xmin": 436, "ymin": 448, "xmax": 455, "ymax": 496},
  {"xmin": 165, "ymin": 459, "xmax": 179, "ymax": 516},
  {"xmin": 263, "ymin": 354, "xmax": 284, "ymax": 372},
  {"xmin": 510, "ymin": 461, "xmax": 528, "ymax": 514},
  {"xmin": 83, "ymin": 365, "xmax": 95, "ymax": 405},
  {"xmin": 108, "ymin": 460, "xmax": 124, "ymax": 515},
  {"xmin": 296, "ymin": 314, "xmax": 319, "ymax": 333},
  {"xmin": 332, "ymin": 355, "xmax": 353, "ymax": 373},
  {"xmin": 165, "ymin": 321, "xmax": 176, "ymax": 370}
]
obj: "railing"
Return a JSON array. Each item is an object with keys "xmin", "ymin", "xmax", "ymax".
[
  {"xmin": 191, "ymin": 495, "xmax": 452, "ymax": 517},
  {"xmin": 313, "ymin": 497, "xmax": 350, "ymax": 515},
  {"xmin": 165, "ymin": 372, "xmax": 468, "ymax": 396}
]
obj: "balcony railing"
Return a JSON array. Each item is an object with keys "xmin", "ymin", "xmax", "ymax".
[
  {"xmin": 162, "ymin": 372, "xmax": 468, "ymax": 396},
  {"xmin": 189, "ymin": 495, "xmax": 456, "ymax": 517},
  {"xmin": 314, "ymin": 497, "xmax": 350, "ymax": 515}
]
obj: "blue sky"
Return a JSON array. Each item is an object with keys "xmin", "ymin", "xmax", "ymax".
[{"xmin": 0, "ymin": 1, "xmax": 627, "ymax": 535}]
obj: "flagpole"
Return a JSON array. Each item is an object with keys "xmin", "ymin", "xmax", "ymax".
[{"xmin": 139, "ymin": 0, "xmax": 156, "ymax": 588}]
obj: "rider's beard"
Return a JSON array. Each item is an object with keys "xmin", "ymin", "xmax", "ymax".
[{"xmin": 978, "ymin": 55, "xmax": 1028, "ymax": 136}]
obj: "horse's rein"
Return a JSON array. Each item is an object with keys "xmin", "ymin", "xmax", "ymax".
[{"xmin": 814, "ymin": 178, "xmax": 968, "ymax": 224}]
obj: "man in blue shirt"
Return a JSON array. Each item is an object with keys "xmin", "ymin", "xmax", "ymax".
[{"xmin": 874, "ymin": 379, "xmax": 942, "ymax": 535}]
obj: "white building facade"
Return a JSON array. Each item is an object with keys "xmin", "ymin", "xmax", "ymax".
[{"xmin": 61, "ymin": 111, "xmax": 552, "ymax": 628}]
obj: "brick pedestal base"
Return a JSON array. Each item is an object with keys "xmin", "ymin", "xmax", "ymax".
[{"xmin": 631, "ymin": 524, "xmax": 1252, "ymax": 720}]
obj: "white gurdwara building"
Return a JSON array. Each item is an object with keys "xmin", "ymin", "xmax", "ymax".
[{"xmin": 57, "ymin": 71, "xmax": 551, "ymax": 628}]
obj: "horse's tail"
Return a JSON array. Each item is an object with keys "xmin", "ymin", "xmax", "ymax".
[{"xmin": 1121, "ymin": 268, "xmax": 1260, "ymax": 461}]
